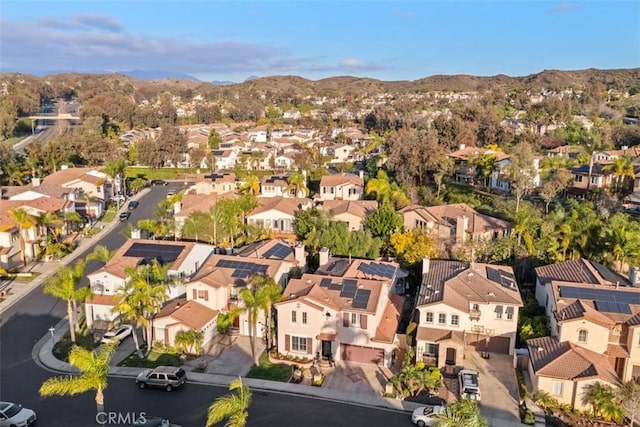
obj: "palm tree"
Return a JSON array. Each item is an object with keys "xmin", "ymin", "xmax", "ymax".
[
  {"xmin": 209, "ymin": 204, "xmax": 224, "ymax": 246},
  {"xmin": 174, "ymin": 329, "xmax": 204, "ymax": 356},
  {"xmin": 585, "ymin": 382, "xmax": 616, "ymax": 418},
  {"xmin": 601, "ymin": 213, "xmax": 640, "ymax": 272},
  {"xmin": 39, "ymin": 342, "xmax": 117, "ymax": 416},
  {"xmin": 512, "ymin": 205, "xmax": 541, "ymax": 256},
  {"xmin": 434, "ymin": 399, "xmax": 488, "ymax": 427},
  {"xmin": 85, "ymin": 245, "xmax": 115, "ymax": 264},
  {"xmin": 239, "ymin": 175, "xmax": 260, "ymax": 196},
  {"xmin": 38, "ymin": 211, "xmax": 63, "ymax": 251},
  {"xmin": 365, "ymin": 169, "xmax": 391, "ymax": 202},
  {"xmin": 252, "ymin": 275, "xmax": 283, "ymax": 350},
  {"xmin": 43, "ymin": 261, "xmax": 89, "ymax": 343},
  {"xmin": 239, "ymin": 282, "xmax": 265, "ymax": 366},
  {"xmin": 103, "ymin": 159, "xmax": 127, "ymax": 201},
  {"xmin": 285, "ymin": 172, "xmax": 309, "ymax": 197},
  {"xmin": 605, "ymin": 155, "xmax": 635, "ymax": 193},
  {"xmin": 8, "ymin": 207, "xmax": 37, "ymax": 266},
  {"xmin": 207, "ymin": 377, "xmax": 252, "ymax": 427}
]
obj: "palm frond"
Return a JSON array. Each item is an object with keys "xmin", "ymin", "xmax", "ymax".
[{"xmin": 39, "ymin": 375, "xmax": 93, "ymax": 396}]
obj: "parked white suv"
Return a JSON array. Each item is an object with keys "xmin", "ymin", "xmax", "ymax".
[
  {"xmin": 458, "ymin": 369, "xmax": 481, "ymax": 401},
  {"xmin": 411, "ymin": 405, "xmax": 445, "ymax": 426},
  {"xmin": 0, "ymin": 401, "xmax": 37, "ymax": 427}
]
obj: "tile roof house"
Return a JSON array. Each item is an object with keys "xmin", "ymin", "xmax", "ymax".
[
  {"xmin": 448, "ymin": 145, "xmax": 510, "ymax": 190},
  {"xmin": 566, "ymin": 163, "xmax": 614, "ymax": 196},
  {"xmin": 415, "ymin": 258, "xmax": 522, "ymax": 369},
  {"xmin": 85, "ymin": 238, "xmax": 215, "ymax": 330},
  {"xmin": 259, "ymin": 174, "xmax": 306, "ymax": 198},
  {"xmin": 153, "ymin": 243, "xmax": 303, "ymax": 347},
  {"xmin": 527, "ymin": 336, "xmax": 620, "ymax": 410},
  {"xmin": 398, "ymin": 203, "xmax": 511, "ymax": 253},
  {"xmin": 246, "ymin": 197, "xmax": 312, "ymax": 240},
  {"xmin": 187, "ymin": 171, "xmax": 237, "ymax": 196},
  {"xmin": 318, "ymin": 172, "xmax": 364, "ymax": 201},
  {"xmin": 173, "ymin": 193, "xmax": 236, "ymax": 237},
  {"xmin": 533, "ymin": 258, "xmax": 640, "ymax": 387},
  {"xmin": 319, "ymin": 199, "xmax": 378, "ymax": 231},
  {"xmin": 274, "ymin": 248, "xmax": 406, "ymax": 367},
  {"xmin": 40, "ymin": 166, "xmax": 112, "ymax": 203}
]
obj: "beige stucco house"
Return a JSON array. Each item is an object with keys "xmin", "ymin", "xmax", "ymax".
[
  {"xmin": 318, "ymin": 172, "xmax": 364, "ymax": 201},
  {"xmin": 246, "ymin": 197, "xmax": 312, "ymax": 239},
  {"xmin": 187, "ymin": 171, "xmax": 237, "ymax": 196},
  {"xmin": 415, "ymin": 258, "xmax": 522, "ymax": 370},
  {"xmin": 274, "ymin": 248, "xmax": 406, "ymax": 367},
  {"xmin": 320, "ymin": 199, "xmax": 378, "ymax": 231}
]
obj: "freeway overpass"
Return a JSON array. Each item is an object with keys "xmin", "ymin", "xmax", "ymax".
[{"xmin": 28, "ymin": 113, "xmax": 80, "ymax": 120}]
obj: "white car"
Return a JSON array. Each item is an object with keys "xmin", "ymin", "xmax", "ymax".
[
  {"xmin": 0, "ymin": 401, "xmax": 37, "ymax": 427},
  {"xmin": 459, "ymin": 369, "xmax": 481, "ymax": 401},
  {"xmin": 101, "ymin": 324, "xmax": 134, "ymax": 344},
  {"xmin": 411, "ymin": 405, "xmax": 445, "ymax": 426}
]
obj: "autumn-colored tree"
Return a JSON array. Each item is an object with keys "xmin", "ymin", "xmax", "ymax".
[{"xmin": 390, "ymin": 229, "xmax": 438, "ymax": 265}]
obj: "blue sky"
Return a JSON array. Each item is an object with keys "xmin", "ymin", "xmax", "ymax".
[{"xmin": 1, "ymin": 1, "xmax": 638, "ymax": 82}]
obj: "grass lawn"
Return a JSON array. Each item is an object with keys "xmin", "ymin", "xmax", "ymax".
[
  {"xmin": 1, "ymin": 272, "xmax": 41, "ymax": 283},
  {"xmin": 100, "ymin": 210, "xmax": 116, "ymax": 222},
  {"xmin": 246, "ymin": 351, "xmax": 292, "ymax": 382},
  {"xmin": 126, "ymin": 167, "xmax": 199, "ymax": 181},
  {"xmin": 118, "ymin": 349, "xmax": 181, "ymax": 368}
]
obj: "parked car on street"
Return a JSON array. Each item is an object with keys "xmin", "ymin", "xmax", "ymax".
[
  {"xmin": 101, "ymin": 324, "xmax": 133, "ymax": 344},
  {"xmin": 458, "ymin": 369, "xmax": 481, "ymax": 401},
  {"xmin": 128, "ymin": 201, "xmax": 139, "ymax": 210},
  {"xmin": 136, "ymin": 366, "xmax": 186, "ymax": 391},
  {"xmin": 151, "ymin": 180, "xmax": 168, "ymax": 186},
  {"xmin": 411, "ymin": 405, "xmax": 445, "ymax": 426},
  {"xmin": 166, "ymin": 191, "xmax": 175, "ymax": 198},
  {"xmin": 119, "ymin": 212, "xmax": 131, "ymax": 221},
  {"xmin": 0, "ymin": 401, "xmax": 37, "ymax": 427}
]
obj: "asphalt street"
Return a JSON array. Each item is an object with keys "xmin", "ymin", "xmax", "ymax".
[{"xmin": 0, "ymin": 184, "xmax": 412, "ymax": 427}]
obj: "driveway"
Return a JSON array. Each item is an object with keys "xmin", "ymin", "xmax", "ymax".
[
  {"xmin": 197, "ymin": 335, "xmax": 265, "ymax": 376},
  {"xmin": 463, "ymin": 346, "xmax": 521, "ymax": 425},
  {"xmin": 322, "ymin": 361, "xmax": 396, "ymax": 395}
]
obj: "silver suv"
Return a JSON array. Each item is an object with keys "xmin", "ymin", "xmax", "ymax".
[
  {"xmin": 136, "ymin": 366, "xmax": 186, "ymax": 391},
  {"xmin": 458, "ymin": 369, "xmax": 481, "ymax": 401}
]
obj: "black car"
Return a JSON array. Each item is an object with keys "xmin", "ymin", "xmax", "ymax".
[
  {"xmin": 128, "ymin": 201, "xmax": 139, "ymax": 210},
  {"xmin": 119, "ymin": 212, "xmax": 131, "ymax": 221},
  {"xmin": 151, "ymin": 179, "xmax": 168, "ymax": 186}
]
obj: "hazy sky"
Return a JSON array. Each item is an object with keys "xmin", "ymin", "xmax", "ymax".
[{"xmin": 1, "ymin": 0, "xmax": 638, "ymax": 82}]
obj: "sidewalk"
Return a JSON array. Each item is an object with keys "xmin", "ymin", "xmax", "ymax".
[{"xmin": 34, "ymin": 316, "xmax": 422, "ymax": 415}]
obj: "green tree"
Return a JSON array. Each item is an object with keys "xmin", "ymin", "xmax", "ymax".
[
  {"xmin": 364, "ymin": 203, "xmax": 403, "ymax": 239},
  {"xmin": 605, "ymin": 155, "xmax": 635, "ymax": 193},
  {"xmin": 389, "ymin": 229, "xmax": 438, "ymax": 265},
  {"xmin": 39, "ymin": 342, "xmax": 117, "ymax": 416},
  {"xmin": 174, "ymin": 329, "xmax": 204, "ymax": 356},
  {"xmin": 208, "ymin": 130, "xmax": 222, "ymax": 150},
  {"xmin": 584, "ymin": 382, "xmax": 624, "ymax": 421},
  {"xmin": 253, "ymin": 275, "xmax": 282, "ymax": 350},
  {"xmin": 434, "ymin": 399, "xmax": 488, "ymax": 427},
  {"xmin": 538, "ymin": 169, "xmax": 572, "ymax": 214},
  {"xmin": 43, "ymin": 261, "xmax": 89, "ymax": 343},
  {"xmin": 239, "ymin": 284, "xmax": 263, "ymax": 366},
  {"xmin": 503, "ymin": 141, "xmax": 536, "ymax": 212},
  {"xmin": 600, "ymin": 213, "xmax": 640, "ymax": 272},
  {"xmin": 618, "ymin": 380, "xmax": 640, "ymax": 427},
  {"xmin": 285, "ymin": 172, "xmax": 309, "ymax": 197},
  {"xmin": 85, "ymin": 245, "xmax": 115, "ymax": 264},
  {"xmin": 206, "ymin": 377, "xmax": 252, "ymax": 427},
  {"xmin": 239, "ymin": 175, "xmax": 260, "ymax": 196}
]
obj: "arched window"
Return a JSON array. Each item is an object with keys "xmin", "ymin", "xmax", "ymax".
[{"xmin": 578, "ymin": 329, "xmax": 588, "ymax": 343}]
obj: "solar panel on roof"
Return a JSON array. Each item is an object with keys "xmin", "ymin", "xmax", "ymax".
[
  {"xmin": 263, "ymin": 243, "xmax": 291, "ymax": 260},
  {"xmin": 560, "ymin": 285, "xmax": 640, "ymax": 305},
  {"xmin": 340, "ymin": 279, "xmax": 358, "ymax": 298},
  {"xmin": 486, "ymin": 267, "xmax": 502, "ymax": 284},
  {"xmin": 216, "ymin": 259, "xmax": 268, "ymax": 277},
  {"xmin": 594, "ymin": 300, "xmax": 632, "ymax": 314},
  {"xmin": 124, "ymin": 243, "xmax": 185, "ymax": 264},
  {"xmin": 358, "ymin": 263, "xmax": 372, "ymax": 275},
  {"xmin": 352, "ymin": 289, "xmax": 371, "ymax": 309},
  {"xmin": 320, "ymin": 278, "xmax": 332, "ymax": 288}
]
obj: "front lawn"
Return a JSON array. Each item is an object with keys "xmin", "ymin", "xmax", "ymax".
[
  {"xmin": 118, "ymin": 348, "xmax": 181, "ymax": 368},
  {"xmin": 246, "ymin": 351, "xmax": 292, "ymax": 382}
]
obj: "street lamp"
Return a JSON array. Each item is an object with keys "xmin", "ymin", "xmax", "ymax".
[{"xmin": 48, "ymin": 326, "xmax": 55, "ymax": 343}]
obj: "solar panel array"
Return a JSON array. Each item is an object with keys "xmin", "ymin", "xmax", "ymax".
[
  {"xmin": 559, "ymin": 286, "xmax": 638, "ymax": 314},
  {"xmin": 262, "ymin": 243, "xmax": 292, "ymax": 260},
  {"xmin": 124, "ymin": 243, "xmax": 185, "ymax": 264},
  {"xmin": 352, "ymin": 289, "xmax": 371, "ymax": 309},
  {"xmin": 357, "ymin": 262, "xmax": 396, "ymax": 279},
  {"xmin": 215, "ymin": 259, "xmax": 269, "ymax": 278},
  {"xmin": 339, "ymin": 279, "xmax": 358, "ymax": 298},
  {"xmin": 486, "ymin": 267, "xmax": 517, "ymax": 289}
]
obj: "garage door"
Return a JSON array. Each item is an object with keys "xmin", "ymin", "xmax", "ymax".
[
  {"xmin": 341, "ymin": 344, "xmax": 384, "ymax": 364},
  {"xmin": 475, "ymin": 336, "xmax": 511, "ymax": 354}
]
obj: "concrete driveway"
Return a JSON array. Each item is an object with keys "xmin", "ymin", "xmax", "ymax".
[
  {"xmin": 199, "ymin": 335, "xmax": 265, "ymax": 376},
  {"xmin": 463, "ymin": 346, "xmax": 521, "ymax": 426},
  {"xmin": 322, "ymin": 361, "xmax": 396, "ymax": 395}
]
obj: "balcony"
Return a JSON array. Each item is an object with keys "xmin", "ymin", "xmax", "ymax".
[{"xmin": 469, "ymin": 309, "xmax": 481, "ymax": 320}]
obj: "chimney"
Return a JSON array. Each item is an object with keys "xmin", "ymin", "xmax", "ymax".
[
  {"xmin": 456, "ymin": 215, "xmax": 469, "ymax": 243},
  {"xmin": 294, "ymin": 243, "xmax": 307, "ymax": 272},
  {"xmin": 61, "ymin": 164, "xmax": 69, "ymax": 170},
  {"xmin": 32, "ymin": 177, "xmax": 41, "ymax": 187},
  {"xmin": 459, "ymin": 144, "xmax": 466, "ymax": 150},
  {"xmin": 630, "ymin": 267, "xmax": 640, "ymax": 287},
  {"xmin": 422, "ymin": 256, "xmax": 430, "ymax": 275},
  {"xmin": 174, "ymin": 201, "xmax": 182, "ymax": 215},
  {"xmin": 131, "ymin": 228, "xmax": 142, "ymax": 239},
  {"xmin": 319, "ymin": 247, "xmax": 330, "ymax": 267},
  {"xmin": 359, "ymin": 170, "xmax": 364, "ymax": 180}
]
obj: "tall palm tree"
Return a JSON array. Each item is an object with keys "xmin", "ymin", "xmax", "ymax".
[
  {"xmin": 174, "ymin": 329, "xmax": 204, "ymax": 356},
  {"xmin": 239, "ymin": 284, "xmax": 264, "ymax": 366},
  {"xmin": 103, "ymin": 159, "xmax": 127, "ymax": 200},
  {"xmin": 85, "ymin": 245, "xmax": 115, "ymax": 264},
  {"xmin": 8, "ymin": 207, "xmax": 37, "ymax": 267},
  {"xmin": 39, "ymin": 342, "xmax": 117, "ymax": 416},
  {"xmin": 618, "ymin": 380, "xmax": 640, "ymax": 427},
  {"xmin": 601, "ymin": 213, "xmax": 640, "ymax": 272},
  {"xmin": 43, "ymin": 261, "xmax": 89, "ymax": 343},
  {"xmin": 285, "ymin": 172, "xmax": 309, "ymax": 197},
  {"xmin": 604, "ymin": 155, "xmax": 635, "ymax": 193},
  {"xmin": 38, "ymin": 211, "xmax": 63, "ymax": 250},
  {"xmin": 207, "ymin": 377, "xmax": 252, "ymax": 427},
  {"xmin": 584, "ymin": 382, "xmax": 617, "ymax": 419},
  {"xmin": 209, "ymin": 204, "xmax": 224, "ymax": 246},
  {"xmin": 365, "ymin": 169, "xmax": 391, "ymax": 202},
  {"xmin": 252, "ymin": 275, "xmax": 283, "ymax": 350}
]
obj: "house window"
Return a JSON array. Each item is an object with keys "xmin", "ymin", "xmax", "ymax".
[
  {"xmin": 451, "ymin": 315, "xmax": 459, "ymax": 326},
  {"xmin": 302, "ymin": 312, "xmax": 307, "ymax": 325},
  {"xmin": 471, "ymin": 303, "xmax": 479, "ymax": 311},
  {"xmin": 425, "ymin": 312, "xmax": 434, "ymax": 323},
  {"xmin": 230, "ymin": 288, "xmax": 239, "ymax": 300},
  {"xmin": 578, "ymin": 329, "xmax": 588, "ymax": 343},
  {"xmin": 505, "ymin": 306, "xmax": 514, "ymax": 320},
  {"xmin": 495, "ymin": 305, "xmax": 503, "ymax": 319},
  {"xmin": 438, "ymin": 313, "xmax": 446, "ymax": 325},
  {"xmin": 291, "ymin": 336, "xmax": 307, "ymax": 352},
  {"xmin": 351, "ymin": 313, "xmax": 360, "ymax": 327},
  {"xmin": 291, "ymin": 311, "xmax": 297, "ymax": 323},
  {"xmin": 197, "ymin": 290, "xmax": 207, "ymax": 300},
  {"xmin": 575, "ymin": 175, "xmax": 583, "ymax": 183},
  {"xmin": 425, "ymin": 343, "xmax": 438, "ymax": 357},
  {"xmin": 552, "ymin": 382, "xmax": 563, "ymax": 396}
]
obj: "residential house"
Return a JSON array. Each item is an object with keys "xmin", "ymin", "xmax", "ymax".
[
  {"xmin": 527, "ymin": 336, "xmax": 620, "ymax": 411},
  {"xmin": 247, "ymin": 126, "xmax": 268, "ymax": 143},
  {"xmin": 593, "ymin": 146, "xmax": 640, "ymax": 163},
  {"xmin": 318, "ymin": 172, "xmax": 364, "ymax": 201},
  {"xmin": 274, "ymin": 248, "xmax": 406, "ymax": 367},
  {"xmin": 41, "ymin": 166, "xmax": 112, "ymax": 203},
  {"xmin": 398, "ymin": 203, "xmax": 511, "ymax": 254},
  {"xmin": 153, "ymin": 243, "xmax": 304, "ymax": 346},
  {"xmin": 546, "ymin": 145, "xmax": 583, "ymax": 160},
  {"xmin": 211, "ymin": 148, "xmax": 240, "ymax": 170},
  {"xmin": 173, "ymin": 193, "xmax": 235, "ymax": 238},
  {"xmin": 415, "ymin": 258, "xmax": 522, "ymax": 371},
  {"xmin": 260, "ymin": 174, "xmax": 307, "ymax": 198},
  {"xmin": 448, "ymin": 145, "xmax": 510, "ymax": 190},
  {"xmin": 324, "ymin": 144, "xmax": 356, "ymax": 164},
  {"xmin": 85, "ymin": 239, "xmax": 214, "ymax": 330},
  {"xmin": 273, "ymin": 153, "xmax": 297, "ymax": 169},
  {"xmin": 566, "ymin": 163, "xmax": 614, "ymax": 196},
  {"xmin": 319, "ymin": 199, "xmax": 378, "ymax": 231},
  {"xmin": 533, "ymin": 258, "xmax": 640, "ymax": 386},
  {"xmin": 246, "ymin": 197, "xmax": 312, "ymax": 240},
  {"xmin": 187, "ymin": 171, "xmax": 237, "ymax": 196}
]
